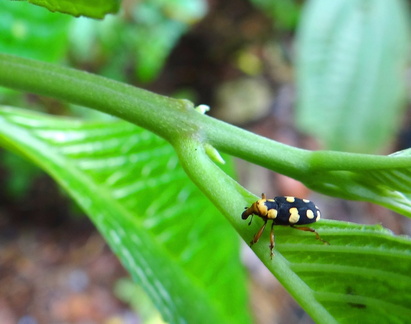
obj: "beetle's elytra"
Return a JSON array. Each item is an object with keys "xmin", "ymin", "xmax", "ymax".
[{"xmin": 242, "ymin": 193, "xmax": 329, "ymax": 258}]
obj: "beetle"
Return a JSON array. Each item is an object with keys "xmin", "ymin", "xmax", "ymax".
[{"xmin": 242, "ymin": 193, "xmax": 329, "ymax": 258}]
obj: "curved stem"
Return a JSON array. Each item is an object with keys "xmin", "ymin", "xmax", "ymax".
[
  {"xmin": 173, "ymin": 137, "xmax": 336, "ymax": 324},
  {"xmin": 2, "ymin": 53, "xmax": 411, "ymax": 217},
  {"xmin": 0, "ymin": 53, "xmax": 310, "ymax": 176}
]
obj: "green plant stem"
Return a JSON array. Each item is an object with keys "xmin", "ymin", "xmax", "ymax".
[
  {"xmin": 2, "ymin": 53, "xmax": 411, "ymax": 213},
  {"xmin": 2, "ymin": 54, "xmax": 410, "ymax": 173},
  {"xmin": 173, "ymin": 137, "xmax": 337, "ymax": 324},
  {"xmin": 0, "ymin": 54, "xmax": 300, "ymax": 164}
]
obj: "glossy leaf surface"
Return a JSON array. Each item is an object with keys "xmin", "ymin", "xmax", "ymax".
[
  {"xmin": 296, "ymin": 0, "xmax": 410, "ymax": 153},
  {"xmin": 0, "ymin": 107, "xmax": 250, "ymax": 324},
  {"xmin": 28, "ymin": 0, "xmax": 119, "ymax": 18}
]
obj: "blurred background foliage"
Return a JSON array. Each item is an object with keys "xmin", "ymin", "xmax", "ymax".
[
  {"xmin": 296, "ymin": 0, "xmax": 410, "ymax": 153},
  {"xmin": 1, "ymin": 0, "xmax": 411, "ymax": 323}
]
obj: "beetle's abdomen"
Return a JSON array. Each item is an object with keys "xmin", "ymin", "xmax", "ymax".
[{"xmin": 271, "ymin": 196, "xmax": 321, "ymax": 225}]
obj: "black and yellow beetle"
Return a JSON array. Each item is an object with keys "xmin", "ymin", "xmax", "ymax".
[{"xmin": 242, "ymin": 193, "xmax": 329, "ymax": 258}]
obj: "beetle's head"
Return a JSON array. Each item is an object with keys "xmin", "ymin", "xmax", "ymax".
[{"xmin": 241, "ymin": 197, "xmax": 268, "ymax": 220}]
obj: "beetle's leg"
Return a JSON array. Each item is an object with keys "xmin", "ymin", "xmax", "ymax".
[
  {"xmin": 269, "ymin": 221, "xmax": 275, "ymax": 259},
  {"xmin": 250, "ymin": 219, "xmax": 267, "ymax": 247},
  {"xmin": 291, "ymin": 225, "xmax": 329, "ymax": 245}
]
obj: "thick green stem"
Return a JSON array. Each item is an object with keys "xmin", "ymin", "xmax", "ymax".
[
  {"xmin": 0, "ymin": 54, "xmax": 315, "ymax": 174},
  {"xmin": 2, "ymin": 53, "xmax": 411, "ymax": 217},
  {"xmin": 173, "ymin": 137, "xmax": 337, "ymax": 324},
  {"xmin": 2, "ymin": 54, "xmax": 411, "ymax": 175}
]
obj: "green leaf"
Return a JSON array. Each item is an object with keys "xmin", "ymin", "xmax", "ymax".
[
  {"xmin": 302, "ymin": 149, "xmax": 411, "ymax": 217},
  {"xmin": 114, "ymin": 278, "xmax": 165, "ymax": 323},
  {"xmin": 27, "ymin": 0, "xmax": 119, "ymax": 18},
  {"xmin": 296, "ymin": 0, "xmax": 410, "ymax": 153},
  {"xmin": 270, "ymin": 220, "xmax": 411, "ymax": 324},
  {"xmin": 0, "ymin": 1, "xmax": 71, "ymax": 61},
  {"xmin": 2, "ymin": 106, "xmax": 411, "ymax": 323},
  {"xmin": 0, "ymin": 107, "xmax": 251, "ymax": 324}
]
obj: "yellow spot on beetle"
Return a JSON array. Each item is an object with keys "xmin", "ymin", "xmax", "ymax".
[
  {"xmin": 286, "ymin": 197, "xmax": 295, "ymax": 203},
  {"xmin": 303, "ymin": 199, "xmax": 310, "ymax": 203},
  {"xmin": 267, "ymin": 208, "xmax": 278, "ymax": 219},
  {"xmin": 289, "ymin": 207, "xmax": 300, "ymax": 223},
  {"xmin": 316, "ymin": 210, "xmax": 321, "ymax": 221},
  {"xmin": 306, "ymin": 209, "xmax": 315, "ymax": 219},
  {"xmin": 257, "ymin": 201, "xmax": 268, "ymax": 216}
]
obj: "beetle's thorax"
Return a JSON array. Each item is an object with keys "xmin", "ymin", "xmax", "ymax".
[
  {"xmin": 254, "ymin": 199, "xmax": 268, "ymax": 216},
  {"xmin": 242, "ymin": 198, "xmax": 276, "ymax": 219}
]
